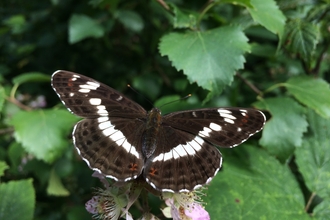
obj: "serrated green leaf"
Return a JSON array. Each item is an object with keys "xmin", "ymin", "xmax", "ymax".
[
  {"xmin": 12, "ymin": 72, "xmax": 50, "ymax": 85},
  {"xmin": 254, "ymin": 97, "xmax": 308, "ymax": 161},
  {"xmin": 0, "ymin": 179, "xmax": 35, "ymax": 220},
  {"xmin": 248, "ymin": 0, "xmax": 286, "ymax": 36},
  {"xmin": 47, "ymin": 169, "xmax": 70, "ymax": 196},
  {"xmin": 285, "ymin": 76, "xmax": 330, "ymax": 118},
  {"xmin": 114, "ymin": 10, "xmax": 144, "ymax": 32},
  {"xmin": 295, "ymin": 110, "xmax": 330, "ymax": 199},
  {"xmin": 170, "ymin": 3, "xmax": 198, "ymax": 29},
  {"xmin": 69, "ymin": 14, "xmax": 105, "ymax": 44},
  {"xmin": 219, "ymin": 0, "xmax": 253, "ymax": 8},
  {"xmin": 0, "ymin": 161, "xmax": 9, "ymax": 177},
  {"xmin": 314, "ymin": 199, "xmax": 330, "ymax": 220},
  {"xmin": 159, "ymin": 26, "xmax": 249, "ymax": 96},
  {"xmin": 206, "ymin": 145, "xmax": 308, "ymax": 219},
  {"xmin": 9, "ymin": 109, "xmax": 79, "ymax": 163},
  {"xmin": 282, "ymin": 19, "xmax": 319, "ymax": 62}
]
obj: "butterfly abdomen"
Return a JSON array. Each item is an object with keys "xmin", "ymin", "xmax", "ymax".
[{"xmin": 142, "ymin": 108, "xmax": 162, "ymax": 159}]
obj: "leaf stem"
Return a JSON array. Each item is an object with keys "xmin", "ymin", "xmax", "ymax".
[
  {"xmin": 8, "ymin": 83, "xmax": 32, "ymax": 111},
  {"xmin": 156, "ymin": 0, "xmax": 170, "ymax": 11},
  {"xmin": 0, "ymin": 127, "xmax": 14, "ymax": 135},
  {"xmin": 5, "ymin": 96, "xmax": 33, "ymax": 111},
  {"xmin": 311, "ymin": 42, "xmax": 329, "ymax": 76},
  {"xmin": 305, "ymin": 192, "xmax": 316, "ymax": 212},
  {"xmin": 263, "ymin": 82, "xmax": 287, "ymax": 94},
  {"xmin": 236, "ymin": 73, "xmax": 263, "ymax": 96},
  {"xmin": 197, "ymin": 0, "xmax": 216, "ymax": 29}
]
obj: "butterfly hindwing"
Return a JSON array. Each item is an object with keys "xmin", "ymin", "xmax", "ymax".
[
  {"xmin": 73, "ymin": 117, "xmax": 145, "ymax": 181},
  {"xmin": 144, "ymin": 126, "xmax": 222, "ymax": 192}
]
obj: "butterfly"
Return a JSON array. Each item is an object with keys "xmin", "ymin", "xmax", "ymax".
[{"xmin": 51, "ymin": 70, "xmax": 266, "ymax": 193}]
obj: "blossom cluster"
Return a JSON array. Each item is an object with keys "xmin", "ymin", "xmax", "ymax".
[{"xmin": 85, "ymin": 172, "xmax": 210, "ymax": 220}]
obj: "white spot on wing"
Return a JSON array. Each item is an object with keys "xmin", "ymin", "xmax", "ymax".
[
  {"xmin": 224, "ymin": 118, "xmax": 235, "ymax": 124},
  {"xmin": 98, "ymin": 116, "xmax": 109, "ymax": 123},
  {"xmin": 89, "ymin": 98, "xmax": 102, "ymax": 105},
  {"xmin": 198, "ymin": 127, "xmax": 212, "ymax": 137},
  {"xmin": 78, "ymin": 88, "xmax": 90, "ymax": 93},
  {"xmin": 240, "ymin": 109, "xmax": 247, "ymax": 116},
  {"xmin": 97, "ymin": 105, "xmax": 108, "ymax": 115},
  {"xmin": 218, "ymin": 109, "xmax": 232, "ymax": 114},
  {"xmin": 98, "ymin": 121, "xmax": 111, "ymax": 130},
  {"xmin": 116, "ymin": 96, "xmax": 123, "ymax": 101},
  {"xmin": 209, "ymin": 122, "xmax": 222, "ymax": 131},
  {"xmin": 87, "ymin": 81, "xmax": 100, "ymax": 88}
]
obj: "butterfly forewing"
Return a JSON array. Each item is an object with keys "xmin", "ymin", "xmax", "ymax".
[
  {"xmin": 51, "ymin": 70, "xmax": 147, "ymax": 118},
  {"xmin": 163, "ymin": 108, "xmax": 265, "ymax": 148},
  {"xmin": 51, "ymin": 70, "xmax": 266, "ymax": 193}
]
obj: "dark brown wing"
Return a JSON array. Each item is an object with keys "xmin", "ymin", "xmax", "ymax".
[
  {"xmin": 51, "ymin": 70, "xmax": 148, "ymax": 181},
  {"xmin": 143, "ymin": 126, "xmax": 221, "ymax": 193},
  {"xmin": 51, "ymin": 70, "xmax": 147, "ymax": 118},
  {"xmin": 163, "ymin": 108, "xmax": 265, "ymax": 148}
]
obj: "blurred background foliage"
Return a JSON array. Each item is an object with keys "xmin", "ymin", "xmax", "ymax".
[{"xmin": 0, "ymin": 0, "xmax": 330, "ymax": 219}]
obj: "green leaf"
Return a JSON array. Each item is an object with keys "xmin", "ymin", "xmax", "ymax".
[
  {"xmin": 47, "ymin": 169, "xmax": 70, "ymax": 196},
  {"xmin": 132, "ymin": 74, "xmax": 162, "ymax": 101},
  {"xmin": 314, "ymin": 199, "xmax": 330, "ymax": 220},
  {"xmin": 206, "ymin": 145, "xmax": 308, "ymax": 219},
  {"xmin": 3, "ymin": 14, "xmax": 27, "ymax": 34},
  {"xmin": 254, "ymin": 97, "xmax": 308, "ymax": 161},
  {"xmin": 0, "ymin": 85, "xmax": 5, "ymax": 112},
  {"xmin": 219, "ymin": 0, "xmax": 253, "ymax": 8},
  {"xmin": 69, "ymin": 14, "xmax": 105, "ymax": 44},
  {"xmin": 9, "ymin": 109, "xmax": 79, "ymax": 163},
  {"xmin": 285, "ymin": 76, "xmax": 330, "ymax": 118},
  {"xmin": 0, "ymin": 179, "xmax": 35, "ymax": 220},
  {"xmin": 12, "ymin": 72, "xmax": 50, "ymax": 85},
  {"xmin": 282, "ymin": 19, "xmax": 319, "ymax": 62},
  {"xmin": 248, "ymin": 0, "xmax": 286, "ymax": 36},
  {"xmin": 170, "ymin": 4, "xmax": 198, "ymax": 29},
  {"xmin": 114, "ymin": 10, "xmax": 144, "ymax": 32},
  {"xmin": 159, "ymin": 26, "xmax": 249, "ymax": 97},
  {"xmin": 295, "ymin": 110, "xmax": 330, "ymax": 199},
  {"xmin": 0, "ymin": 161, "xmax": 9, "ymax": 177}
]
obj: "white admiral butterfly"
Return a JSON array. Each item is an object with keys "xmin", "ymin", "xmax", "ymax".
[{"xmin": 51, "ymin": 70, "xmax": 266, "ymax": 193}]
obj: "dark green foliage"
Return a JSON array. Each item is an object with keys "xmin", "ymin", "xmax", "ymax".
[{"xmin": 1, "ymin": 0, "xmax": 329, "ymax": 219}]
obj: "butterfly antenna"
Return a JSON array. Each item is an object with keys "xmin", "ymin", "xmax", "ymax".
[
  {"xmin": 127, "ymin": 84, "xmax": 154, "ymax": 107},
  {"xmin": 159, "ymin": 94, "xmax": 192, "ymax": 108}
]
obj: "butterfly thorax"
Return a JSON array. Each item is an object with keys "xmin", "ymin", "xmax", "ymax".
[{"xmin": 143, "ymin": 108, "xmax": 162, "ymax": 159}]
